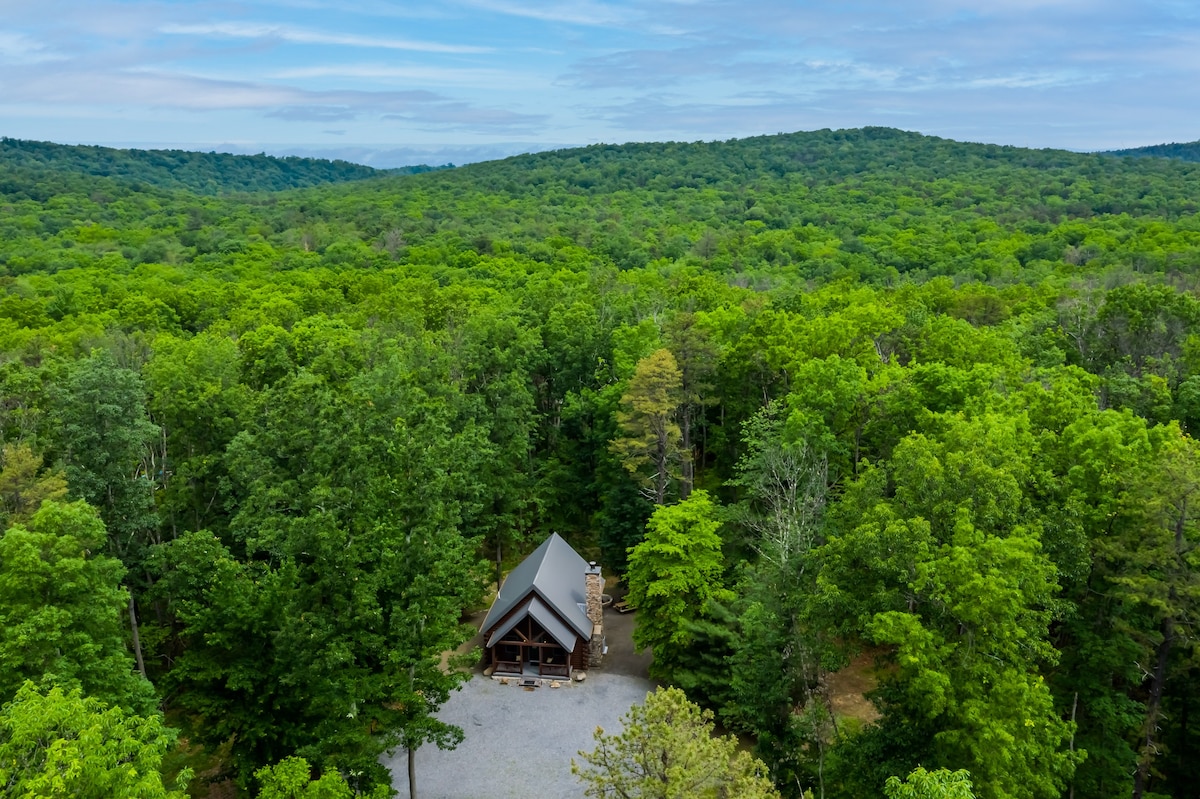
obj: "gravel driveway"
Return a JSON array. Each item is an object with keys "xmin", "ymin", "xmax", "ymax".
[{"xmin": 383, "ymin": 671, "xmax": 655, "ymax": 799}]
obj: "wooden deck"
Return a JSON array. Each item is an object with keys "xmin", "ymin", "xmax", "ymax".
[{"xmin": 493, "ymin": 659, "xmax": 570, "ymax": 678}]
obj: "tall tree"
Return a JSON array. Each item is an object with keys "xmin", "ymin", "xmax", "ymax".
[
  {"xmin": 626, "ymin": 490, "xmax": 732, "ymax": 683},
  {"xmin": 142, "ymin": 331, "xmax": 248, "ymax": 538},
  {"xmin": 53, "ymin": 349, "xmax": 161, "ymax": 676},
  {"xmin": 1105, "ymin": 432, "xmax": 1200, "ymax": 799},
  {"xmin": 724, "ymin": 402, "xmax": 831, "ymax": 794},
  {"xmin": 820, "ymin": 415, "xmax": 1080, "ymax": 799},
  {"xmin": 1045, "ymin": 408, "xmax": 1172, "ymax": 799},
  {"xmin": 610, "ymin": 348, "xmax": 686, "ymax": 505},
  {"xmin": 730, "ymin": 401, "xmax": 828, "ymax": 571},
  {"xmin": 53, "ymin": 350, "xmax": 160, "ymax": 557},
  {"xmin": 664, "ymin": 312, "xmax": 718, "ymax": 500}
]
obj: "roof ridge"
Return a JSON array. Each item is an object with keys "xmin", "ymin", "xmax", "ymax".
[{"xmin": 530, "ymin": 531, "xmax": 565, "ymax": 588}]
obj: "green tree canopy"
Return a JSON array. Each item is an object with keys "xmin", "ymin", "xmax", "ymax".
[
  {"xmin": 255, "ymin": 756, "xmax": 390, "ymax": 799},
  {"xmin": 572, "ymin": 686, "xmax": 780, "ymax": 799},
  {"xmin": 884, "ymin": 767, "xmax": 976, "ymax": 799},
  {"xmin": 0, "ymin": 681, "xmax": 187, "ymax": 799},
  {"xmin": 0, "ymin": 442, "xmax": 67, "ymax": 528},
  {"xmin": 0, "ymin": 500, "xmax": 154, "ymax": 711},
  {"xmin": 626, "ymin": 490, "xmax": 732, "ymax": 684}
]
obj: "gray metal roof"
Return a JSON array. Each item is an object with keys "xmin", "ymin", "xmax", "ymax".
[
  {"xmin": 486, "ymin": 596, "xmax": 578, "ymax": 652},
  {"xmin": 481, "ymin": 532, "xmax": 593, "ymax": 642}
]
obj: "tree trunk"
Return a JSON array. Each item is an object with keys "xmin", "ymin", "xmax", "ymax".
[
  {"xmin": 1133, "ymin": 616, "xmax": 1174, "ymax": 799},
  {"xmin": 408, "ymin": 746, "xmax": 417, "ymax": 799},
  {"xmin": 655, "ymin": 424, "xmax": 669, "ymax": 506},
  {"xmin": 495, "ymin": 537, "xmax": 503, "ymax": 593},
  {"xmin": 408, "ymin": 658, "xmax": 420, "ymax": 799},
  {"xmin": 128, "ymin": 594, "xmax": 147, "ymax": 678},
  {"xmin": 1068, "ymin": 692, "xmax": 1078, "ymax": 799},
  {"xmin": 680, "ymin": 404, "xmax": 693, "ymax": 501}
]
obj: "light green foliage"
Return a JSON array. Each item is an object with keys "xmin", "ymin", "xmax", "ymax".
[
  {"xmin": 884, "ymin": 767, "xmax": 976, "ymax": 799},
  {"xmin": 0, "ymin": 500, "xmax": 154, "ymax": 711},
  {"xmin": 610, "ymin": 348, "xmax": 685, "ymax": 505},
  {"xmin": 255, "ymin": 756, "xmax": 391, "ymax": 799},
  {"xmin": 626, "ymin": 491, "xmax": 732, "ymax": 682},
  {"xmin": 572, "ymin": 686, "xmax": 781, "ymax": 799},
  {"xmin": 785, "ymin": 355, "xmax": 871, "ymax": 471},
  {"xmin": 0, "ymin": 443, "xmax": 68, "ymax": 526},
  {"xmin": 0, "ymin": 681, "xmax": 187, "ymax": 799}
]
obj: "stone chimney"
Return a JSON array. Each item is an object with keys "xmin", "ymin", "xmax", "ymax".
[{"xmin": 585, "ymin": 561, "xmax": 604, "ymax": 668}]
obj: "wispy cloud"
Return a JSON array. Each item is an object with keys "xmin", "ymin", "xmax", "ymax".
[
  {"xmin": 0, "ymin": 31, "xmax": 64, "ymax": 64},
  {"xmin": 457, "ymin": 0, "xmax": 637, "ymax": 27},
  {"xmin": 382, "ymin": 105, "xmax": 544, "ymax": 131},
  {"xmin": 269, "ymin": 106, "xmax": 358, "ymax": 122},
  {"xmin": 160, "ymin": 22, "xmax": 490, "ymax": 54},
  {"xmin": 965, "ymin": 72, "xmax": 1098, "ymax": 90},
  {"xmin": 270, "ymin": 63, "xmax": 545, "ymax": 89},
  {"xmin": 1, "ymin": 65, "xmax": 546, "ymax": 131}
]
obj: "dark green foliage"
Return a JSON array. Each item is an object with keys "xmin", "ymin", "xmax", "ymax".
[
  {"xmin": 156, "ymin": 341, "xmax": 489, "ymax": 790},
  {"xmin": 595, "ymin": 472, "xmax": 654, "ymax": 577},
  {"xmin": 0, "ymin": 137, "xmax": 387, "ymax": 194},
  {"xmin": 51, "ymin": 350, "xmax": 160, "ymax": 564},
  {"xmin": 1104, "ymin": 140, "xmax": 1200, "ymax": 163}
]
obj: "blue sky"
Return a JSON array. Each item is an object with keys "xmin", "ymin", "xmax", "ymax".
[{"xmin": 1, "ymin": 0, "xmax": 1198, "ymax": 166}]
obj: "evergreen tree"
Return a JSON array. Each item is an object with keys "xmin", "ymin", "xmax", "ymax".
[{"xmin": 572, "ymin": 686, "xmax": 780, "ymax": 799}]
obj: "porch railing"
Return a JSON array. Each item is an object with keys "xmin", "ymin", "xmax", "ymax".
[{"xmin": 539, "ymin": 662, "xmax": 569, "ymax": 678}]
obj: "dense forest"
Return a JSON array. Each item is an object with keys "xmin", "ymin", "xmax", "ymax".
[
  {"xmin": 0, "ymin": 137, "xmax": 443, "ymax": 196},
  {"xmin": 3, "ymin": 127, "xmax": 1200, "ymax": 798},
  {"xmin": 1105, "ymin": 139, "xmax": 1200, "ymax": 163}
]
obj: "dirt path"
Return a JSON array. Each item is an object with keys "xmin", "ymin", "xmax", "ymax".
[{"xmin": 597, "ymin": 588, "xmax": 653, "ymax": 681}]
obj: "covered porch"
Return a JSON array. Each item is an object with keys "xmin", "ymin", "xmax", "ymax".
[{"xmin": 489, "ymin": 613, "xmax": 574, "ymax": 679}]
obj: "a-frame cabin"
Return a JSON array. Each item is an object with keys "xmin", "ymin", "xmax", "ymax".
[{"xmin": 481, "ymin": 533, "xmax": 604, "ymax": 678}]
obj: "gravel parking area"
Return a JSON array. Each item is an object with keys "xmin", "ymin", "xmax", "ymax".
[{"xmin": 383, "ymin": 671, "xmax": 655, "ymax": 799}]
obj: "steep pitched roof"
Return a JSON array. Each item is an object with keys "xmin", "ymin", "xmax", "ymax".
[
  {"xmin": 486, "ymin": 596, "xmax": 578, "ymax": 652},
  {"xmin": 481, "ymin": 532, "xmax": 592, "ymax": 642}
]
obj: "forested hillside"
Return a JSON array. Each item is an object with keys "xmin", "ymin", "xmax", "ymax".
[
  {"xmin": 0, "ymin": 137, "xmax": 400, "ymax": 195},
  {"xmin": 1105, "ymin": 139, "xmax": 1200, "ymax": 163},
  {"xmin": 2, "ymin": 127, "xmax": 1200, "ymax": 798}
]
